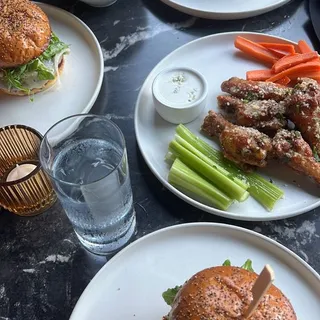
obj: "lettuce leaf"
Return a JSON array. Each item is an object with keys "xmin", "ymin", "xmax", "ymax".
[
  {"xmin": 162, "ymin": 285, "xmax": 182, "ymax": 306},
  {"xmin": 2, "ymin": 68, "xmax": 30, "ymax": 94},
  {"xmin": 30, "ymin": 60, "xmax": 55, "ymax": 81},
  {"xmin": 222, "ymin": 259, "xmax": 254, "ymax": 272},
  {"xmin": 222, "ymin": 259, "xmax": 231, "ymax": 266},
  {"xmin": 40, "ymin": 32, "xmax": 69, "ymax": 61},
  {"xmin": 0, "ymin": 32, "xmax": 68, "ymax": 94},
  {"xmin": 241, "ymin": 259, "xmax": 254, "ymax": 272}
]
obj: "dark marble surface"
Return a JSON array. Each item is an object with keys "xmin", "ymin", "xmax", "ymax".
[{"xmin": 1, "ymin": 0, "xmax": 320, "ymax": 319}]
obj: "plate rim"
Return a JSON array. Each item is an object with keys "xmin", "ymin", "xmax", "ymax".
[
  {"xmin": 159, "ymin": 0, "xmax": 291, "ymax": 20},
  {"xmin": 38, "ymin": 2, "xmax": 104, "ymax": 119},
  {"xmin": 134, "ymin": 31, "xmax": 320, "ymax": 222},
  {"xmin": 69, "ymin": 222, "xmax": 320, "ymax": 319}
]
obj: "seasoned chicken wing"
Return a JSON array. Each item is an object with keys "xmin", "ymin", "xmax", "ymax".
[
  {"xmin": 217, "ymin": 95, "xmax": 287, "ymax": 133},
  {"xmin": 202, "ymin": 111, "xmax": 272, "ymax": 168},
  {"xmin": 284, "ymin": 78, "xmax": 320, "ymax": 156},
  {"xmin": 221, "ymin": 77, "xmax": 291, "ymax": 102},
  {"xmin": 273, "ymin": 129, "xmax": 320, "ymax": 184}
]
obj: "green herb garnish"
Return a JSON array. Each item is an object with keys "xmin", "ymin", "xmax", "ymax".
[
  {"xmin": 276, "ymin": 113, "xmax": 286, "ymax": 121},
  {"xmin": 244, "ymin": 92, "xmax": 258, "ymax": 101},
  {"xmin": 313, "ymin": 147, "xmax": 320, "ymax": 162}
]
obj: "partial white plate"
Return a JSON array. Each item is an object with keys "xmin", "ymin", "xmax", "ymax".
[
  {"xmin": 70, "ymin": 223, "xmax": 320, "ymax": 319},
  {"xmin": 160, "ymin": 0, "xmax": 291, "ymax": 20},
  {"xmin": 134, "ymin": 32, "xmax": 320, "ymax": 221},
  {"xmin": 0, "ymin": 3, "xmax": 104, "ymax": 135}
]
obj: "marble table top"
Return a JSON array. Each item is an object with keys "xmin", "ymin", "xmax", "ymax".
[{"xmin": 1, "ymin": 0, "xmax": 319, "ymax": 319}]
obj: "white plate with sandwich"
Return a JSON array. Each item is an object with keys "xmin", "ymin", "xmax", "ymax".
[
  {"xmin": 69, "ymin": 223, "xmax": 320, "ymax": 319},
  {"xmin": 0, "ymin": 2, "xmax": 103, "ymax": 134},
  {"xmin": 160, "ymin": 0, "xmax": 291, "ymax": 20}
]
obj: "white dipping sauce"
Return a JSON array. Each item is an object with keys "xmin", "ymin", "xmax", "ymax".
[
  {"xmin": 152, "ymin": 67, "xmax": 208, "ymax": 124},
  {"xmin": 153, "ymin": 69, "xmax": 204, "ymax": 107}
]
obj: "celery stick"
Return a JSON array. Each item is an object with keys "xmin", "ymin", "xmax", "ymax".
[
  {"xmin": 244, "ymin": 173, "xmax": 283, "ymax": 211},
  {"xmin": 176, "ymin": 124, "xmax": 244, "ymax": 175},
  {"xmin": 169, "ymin": 140, "xmax": 249, "ymax": 202},
  {"xmin": 175, "ymin": 134, "xmax": 249, "ymax": 190},
  {"xmin": 168, "ymin": 159, "xmax": 233, "ymax": 210},
  {"xmin": 238, "ymin": 188, "xmax": 250, "ymax": 202},
  {"xmin": 165, "ymin": 152, "xmax": 176, "ymax": 164},
  {"xmin": 176, "ymin": 124, "xmax": 284, "ymax": 211},
  {"xmin": 165, "ymin": 151, "xmax": 176, "ymax": 162}
]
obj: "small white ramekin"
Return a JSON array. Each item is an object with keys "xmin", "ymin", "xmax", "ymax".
[{"xmin": 152, "ymin": 67, "xmax": 208, "ymax": 124}]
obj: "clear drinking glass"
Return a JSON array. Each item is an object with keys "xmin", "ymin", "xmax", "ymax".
[{"xmin": 39, "ymin": 114, "xmax": 136, "ymax": 255}]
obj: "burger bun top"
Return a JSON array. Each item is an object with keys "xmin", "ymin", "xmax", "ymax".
[
  {"xmin": 0, "ymin": 0, "xmax": 51, "ymax": 68},
  {"xmin": 168, "ymin": 266, "xmax": 297, "ymax": 320}
]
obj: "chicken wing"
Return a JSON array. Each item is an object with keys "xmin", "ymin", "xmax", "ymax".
[
  {"xmin": 217, "ymin": 95, "xmax": 287, "ymax": 133},
  {"xmin": 273, "ymin": 129, "xmax": 320, "ymax": 184},
  {"xmin": 284, "ymin": 77, "xmax": 320, "ymax": 156},
  {"xmin": 221, "ymin": 77, "xmax": 291, "ymax": 102},
  {"xmin": 202, "ymin": 111, "xmax": 272, "ymax": 168}
]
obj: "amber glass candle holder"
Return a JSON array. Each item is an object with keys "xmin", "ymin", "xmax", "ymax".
[{"xmin": 0, "ymin": 125, "xmax": 56, "ymax": 216}]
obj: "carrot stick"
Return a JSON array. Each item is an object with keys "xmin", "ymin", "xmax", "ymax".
[
  {"xmin": 266, "ymin": 61, "xmax": 320, "ymax": 82},
  {"xmin": 246, "ymin": 69, "xmax": 274, "ymax": 81},
  {"xmin": 266, "ymin": 48, "xmax": 289, "ymax": 58},
  {"xmin": 259, "ymin": 42, "xmax": 295, "ymax": 54},
  {"xmin": 234, "ymin": 36, "xmax": 279, "ymax": 65},
  {"xmin": 275, "ymin": 76, "xmax": 291, "ymax": 86},
  {"xmin": 287, "ymin": 70, "xmax": 320, "ymax": 80},
  {"xmin": 298, "ymin": 40, "xmax": 313, "ymax": 53},
  {"xmin": 272, "ymin": 51, "xmax": 319, "ymax": 73}
]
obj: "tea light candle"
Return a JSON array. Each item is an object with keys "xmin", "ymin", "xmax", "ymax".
[
  {"xmin": 6, "ymin": 163, "xmax": 37, "ymax": 182},
  {"xmin": 0, "ymin": 124, "xmax": 56, "ymax": 216}
]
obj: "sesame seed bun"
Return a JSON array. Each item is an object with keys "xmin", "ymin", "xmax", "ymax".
[
  {"xmin": 0, "ymin": 0, "xmax": 51, "ymax": 68},
  {"xmin": 0, "ymin": 57, "xmax": 65, "ymax": 96},
  {"xmin": 167, "ymin": 266, "xmax": 297, "ymax": 320}
]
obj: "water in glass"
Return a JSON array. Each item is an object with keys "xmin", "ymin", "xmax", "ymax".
[{"xmin": 51, "ymin": 137, "xmax": 136, "ymax": 254}]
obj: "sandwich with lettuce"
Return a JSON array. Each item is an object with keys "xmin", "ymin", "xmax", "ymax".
[{"xmin": 0, "ymin": 0, "xmax": 70, "ymax": 96}]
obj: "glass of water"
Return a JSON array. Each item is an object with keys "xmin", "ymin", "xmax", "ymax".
[{"xmin": 39, "ymin": 114, "xmax": 136, "ymax": 255}]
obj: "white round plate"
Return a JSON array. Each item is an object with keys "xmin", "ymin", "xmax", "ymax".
[
  {"xmin": 0, "ymin": 3, "xmax": 104, "ymax": 135},
  {"xmin": 160, "ymin": 0, "xmax": 291, "ymax": 20},
  {"xmin": 70, "ymin": 223, "xmax": 320, "ymax": 320},
  {"xmin": 134, "ymin": 32, "xmax": 320, "ymax": 221}
]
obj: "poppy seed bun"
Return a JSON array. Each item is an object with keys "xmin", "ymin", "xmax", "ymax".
[
  {"xmin": 0, "ymin": 0, "xmax": 51, "ymax": 68},
  {"xmin": 0, "ymin": 56, "xmax": 64, "ymax": 96},
  {"xmin": 168, "ymin": 266, "xmax": 297, "ymax": 320}
]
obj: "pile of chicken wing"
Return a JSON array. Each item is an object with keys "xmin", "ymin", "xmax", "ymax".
[{"xmin": 202, "ymin": 77, "xmax": 320, "ymax": 184}]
